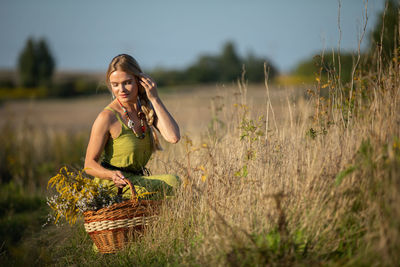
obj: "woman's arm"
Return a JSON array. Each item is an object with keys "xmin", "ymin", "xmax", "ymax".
[
  {"xmin": 84, "ymin": 111, "xmax": 127, "ymax": 188},
  {"xmin": 139, "ymin": 74, "xmax": 180, "ymax": 144}
]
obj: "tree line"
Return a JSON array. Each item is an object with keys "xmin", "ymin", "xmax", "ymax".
[
  {"xmin": 8, "ymin": 39, "xmax": 277, "ymax": 98},
  {"xmin": 150, "ymin": 41, "xmax": 277, "ymax": 87}
]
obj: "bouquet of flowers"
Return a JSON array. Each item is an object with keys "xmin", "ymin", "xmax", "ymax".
[{"xmin": 46, "ymin": 166, "xmax": 127, "ymax": 225}]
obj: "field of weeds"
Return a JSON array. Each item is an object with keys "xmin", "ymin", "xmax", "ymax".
[{"xmin": 1, "ymin": 59, "xmax": 399, "ymax": 266}]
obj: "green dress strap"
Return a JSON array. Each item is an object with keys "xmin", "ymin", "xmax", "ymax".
[{"xmin": 104, "ymin": 106, "xmax": 128, "ymax": 130}]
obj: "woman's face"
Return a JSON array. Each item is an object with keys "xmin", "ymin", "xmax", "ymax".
[{"xmin": 109, "ymin": 70, "xmax": 138, "ymax": 103}]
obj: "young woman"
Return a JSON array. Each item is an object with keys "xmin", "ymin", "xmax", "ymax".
[{"xmin": 84, "ymin": 54, "xmax": 180, "ymax": 198}]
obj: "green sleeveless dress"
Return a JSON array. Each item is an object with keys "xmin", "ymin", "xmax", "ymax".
[{"xmin": 94, "ymin": 106, "xmax": 180, "ymax": 199}]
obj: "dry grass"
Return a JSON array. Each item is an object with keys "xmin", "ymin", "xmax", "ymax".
[
  {"xmin": 142, "ymin": 65, "xmax": 400, "ymax": 265},
  {"xmin": 1, "ymin": 61, "xmax": 399, "ymax": 265}
]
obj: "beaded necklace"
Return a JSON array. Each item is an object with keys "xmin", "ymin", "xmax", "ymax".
[{"xmin": 116, "ymin": 98, "xmax": 146, "ymax": 139}]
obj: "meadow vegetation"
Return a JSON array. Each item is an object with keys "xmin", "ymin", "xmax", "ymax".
[{"xmin": 1, "ymin": 44, "xmax": 399, "ymax": 265}]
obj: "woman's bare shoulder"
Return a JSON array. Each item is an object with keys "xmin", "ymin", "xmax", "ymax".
[{"xmin": 92, "ymin": 107, "xmax": 117, "ymax": 129}]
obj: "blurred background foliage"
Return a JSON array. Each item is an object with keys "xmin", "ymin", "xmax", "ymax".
[
  {"xmin": 18, "ymin": 37, "xmax": 55, "ymax": 88},
  {"xmin": 149, "ymin": 41, "xmax": 278, "ymax": 87},
  {"xmin": 292, "ymin": 0, "xmax": 399, "ymax": 85},
  {"xmin": 370, "ymin": 0, "xmax": 399, "ymax": 64},
  {"xmin": 0, "ymin": 39, "xmax": 277, "ymax": 100},
  {"xmin": 293, "ymin": 52, "xmax": 357, "ymax": 84},
  {"xmin": 0, "ymin": 120, "xmax": 89, "ymax": 259}
]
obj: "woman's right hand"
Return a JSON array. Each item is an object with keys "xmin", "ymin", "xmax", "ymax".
[{"xmin": 110, "ymin": 171, "xmax": 127, "ymax": 188}]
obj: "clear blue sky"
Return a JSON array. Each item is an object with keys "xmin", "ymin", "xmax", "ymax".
[{"xmin": 0, "ymin": 0, "xmax": 385, "ymax": 73}]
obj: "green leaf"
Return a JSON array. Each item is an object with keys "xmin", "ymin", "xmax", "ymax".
[
  {"xmin": 242, "ymin": 165, "xmax": 248, "ymax": 178},
  {"xmin": 335, "ymin": 165, "xmax": 356, "ymax": 186}
]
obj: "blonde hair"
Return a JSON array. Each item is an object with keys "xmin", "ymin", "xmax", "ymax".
[{"xmin": 106, "ymin": 54, "xmax": 162, "ymax": 151}]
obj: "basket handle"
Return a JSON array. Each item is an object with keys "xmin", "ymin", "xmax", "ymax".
[{"xmin": 117, "ymin": 179, "xmax": 137, "ymax": 200}]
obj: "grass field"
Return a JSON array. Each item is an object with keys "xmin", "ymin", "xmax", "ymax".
[
  {"xmin": 0, "ymin": 62, "xmax": 399, "ymax": 266},
  {"xmin": 0, "ymin": 83, "xmax": 306, "ymax": 134}
]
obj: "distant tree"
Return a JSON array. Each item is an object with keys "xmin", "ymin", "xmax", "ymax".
[
  {"xmin": 0, "ymin": 78, "xmax": 15, "ymax": 88},
  {"xmin": 370, "ymin": 0, "xmax": 399, "ymax": 64},
  {"xmin": 243, "ymin": 52, "xmax": 277, "ymax": 82},
  {"xmin": 218, "ymin": 42, "xmax": 242, "ymax": 82},
  {"xmin": 150, "ymin": 67, "xmax": 186, "ymax": 87},
  {"xmin": 36, "ymin": 38, "xmax": 55, "ymax": 87},
  {"xmin": 185, "ymin": 55, "xmax": 220, "ymax": 83},
  {"xmin": 293, "ymin": 56, "xmax": 319, "ymax": 77},
  {"xmin": 293, "ymin": 52, "xmax": 356, "ymax": 84},
  {"xmin": 18, "ymin": 37, "xmax": 55, "ymax": 88},
  {"xmin": 18, "ymin": 38, "xmax": 38, "ymax": 87}
]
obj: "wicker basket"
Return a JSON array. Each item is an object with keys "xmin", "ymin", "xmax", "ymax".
[{"xmin": 83, "ymin": 179, "xmax": 161, "ymax": 254}]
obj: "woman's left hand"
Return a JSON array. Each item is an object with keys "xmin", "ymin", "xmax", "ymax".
[
  {"xmin": 139, "ymin": 73, "xmax": 180, "ymax": 144},
  {"xmin": 139, "ymin": 73, "xmax": 159, "ymax": 102}
]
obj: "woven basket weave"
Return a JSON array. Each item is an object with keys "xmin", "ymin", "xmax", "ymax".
[{"xmin": 83, "ymin": 179, "xmax": 161, "ymax": 254}]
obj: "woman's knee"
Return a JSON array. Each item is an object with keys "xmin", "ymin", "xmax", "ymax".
[
  {"xmin": 164, "ymin": 174, "xmax": 181, "ymax": 188},
  {"xmin": 146, "ymin": 174, "xmax": 180, "ymax": 188}
]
